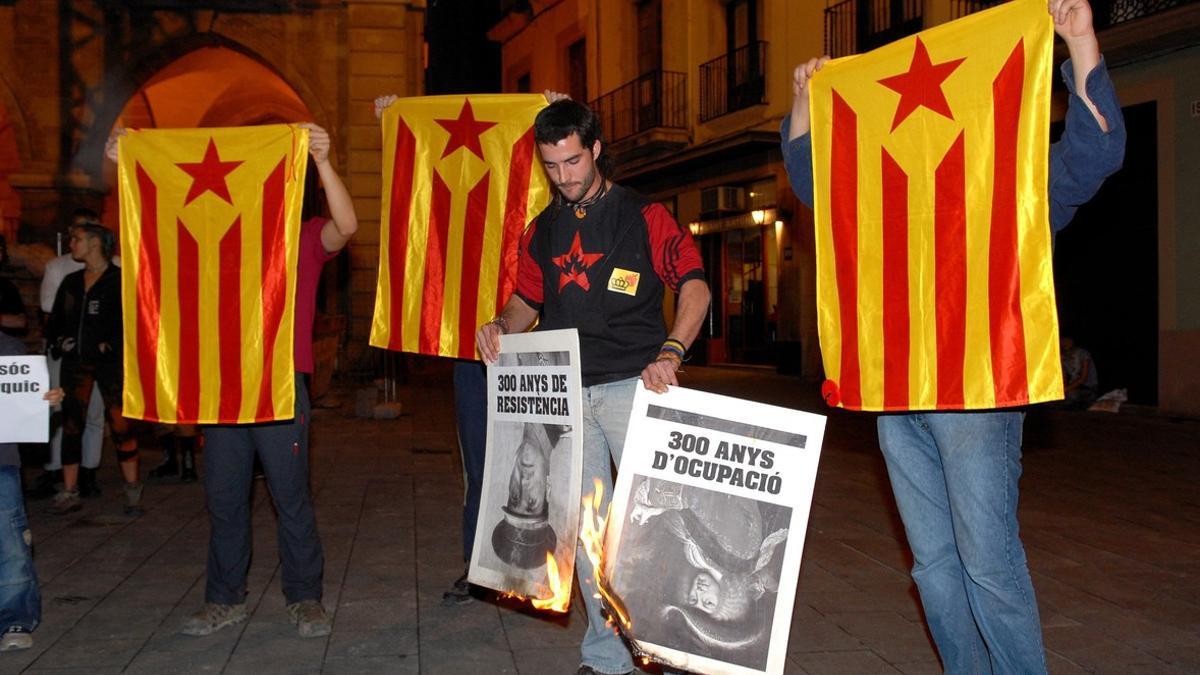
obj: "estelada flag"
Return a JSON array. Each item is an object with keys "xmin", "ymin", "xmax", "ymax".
[
  {"xmin": 809, "ymin": 0, "xmax": 1060, "ymax": 411},
  {"xmin": 117, "ymin": 125, "xmax": 309, "ymax": 424},
  {"xmin": 370, "ymin": 94, "xmax": 552, "ymax": 358}
]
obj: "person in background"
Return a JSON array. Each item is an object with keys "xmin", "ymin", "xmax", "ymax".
[
  {"xmin": 45, "ymin": 222, "xmax": 141, "ymax": 517},
  {"xmin": 30, "ymin": 210, "xmax": 114, "ymax": 501},
  {"xmin": 0, "ymin": 331, "xmax": 64, "ymax": 652}
]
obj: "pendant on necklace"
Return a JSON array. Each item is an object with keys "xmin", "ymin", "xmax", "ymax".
[{"xmin": 575, "ymin": 207, "xmax": 586, "ymax": 219}]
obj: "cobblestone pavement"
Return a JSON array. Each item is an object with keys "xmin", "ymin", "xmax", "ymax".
[{"xmin": 4, "ymin": 364, "xmax": 1197, "ymax": 674}]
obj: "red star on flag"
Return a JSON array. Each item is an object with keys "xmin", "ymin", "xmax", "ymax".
[
  {"xmin": 877, "ymin": 37, "xmax": 966, "ymax": 131},
  {"xmin": 552, "ymin": 231, "xmax": 605, "ymax": 291},
  {"xmin": 435, "ymin": 99, "xmax": 497, "ymax": 160},
  {"xmin": 175, "ymin": 139, "xmax": 244, "ymax": 206}
]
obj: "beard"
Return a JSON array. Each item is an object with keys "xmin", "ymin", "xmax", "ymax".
[{"xmin": 556, "ymin": 166, "xmax": 599, "ymax": 204}]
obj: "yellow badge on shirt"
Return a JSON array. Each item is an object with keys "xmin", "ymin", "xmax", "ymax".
[{"xmin": 607, "ymin": 268, "xmax": 640, "ymax": 296}]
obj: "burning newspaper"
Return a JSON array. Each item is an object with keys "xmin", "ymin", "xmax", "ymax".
[
  {"xmin": 602, "ymin": 385, "xmax": 825, "ymax": 675},
  {"xmin": 468, "ymin": 329, "xmax": 583, "ymax": 611}
]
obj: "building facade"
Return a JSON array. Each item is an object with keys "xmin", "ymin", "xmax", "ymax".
[
  {"xmin": 489, "ymin": 0, "xmax": 1200, "ymax": 417},
  {"xmin": 0, "ymin": 0, "xmax": 427, "ymax": 368}
]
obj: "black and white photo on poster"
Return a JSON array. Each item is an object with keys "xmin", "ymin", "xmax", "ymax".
[
  {"xmin": 468, "ymin": 329, "xmax": 583, "ymax": 610},
  {"xmin": 602, "ymin": 385, "xmax": 825, "ymax": 675}
]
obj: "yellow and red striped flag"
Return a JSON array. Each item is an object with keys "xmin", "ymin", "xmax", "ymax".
[
  {"xmin": 370, "ymin": 94, "xmax": 552, "ymax": 358},
  {"xmin": 809, "ymin": 0, "xmax": 1060, "ymax": 411},
  {"xmin": 117, "ymin": 125, "xmax": 309, "ymax": 424}
]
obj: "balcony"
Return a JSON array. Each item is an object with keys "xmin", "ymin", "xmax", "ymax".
[
  {"xmin": 590, "ymin": 70, "xmax": 688, "ymax": 161},
  {"xmin": 699, "ymin": 41, "xmax": 768, "ymax": 122},
  {"xmin": 955, "ymin": 0, "xmax": 1197, "ymax": 26},
  {"xmin": 824, "ymin": 0, "xmax": 924, "ymax": 57}
]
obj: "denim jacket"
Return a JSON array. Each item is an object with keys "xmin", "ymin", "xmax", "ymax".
[{"xmin": 781, "ymin": 58, "xmax": 1126, "ymax": 233}]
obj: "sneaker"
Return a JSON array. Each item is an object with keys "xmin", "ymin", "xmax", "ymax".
[
  {"xmin": 45, "ymin": 489, "xmax": 81, "ymax": 515},
  {"xmin": 441, "ymin": 571, "xmax": 474, "ymax": 606},
  {"xmin": 78, "ymin": 467, "xmax": 102, "ymax": 498},
  {"xmin": 25, "ymin": 470, "xmax": 61, "ymax": 500},
  {"xmin": 148, "ymin": 459, "xmax": 178, "ymax": 480},
  {"xmin": 180, "ymin": 450, "xmax": 198, "ymax": 483},
  {"xmin": 179, "ymin": 602, "xmax": 248, "ymax": 636},
  {"xmin": 122, "ymin": 481, "xmax": 144, "ymax": 516},
  {"xmin": 0, "ymin": 628, "xmax": 32, "ymax": 651},
  {"xmin": 286, "ymin": 600, "xmax": 332, "ymax": 638}
]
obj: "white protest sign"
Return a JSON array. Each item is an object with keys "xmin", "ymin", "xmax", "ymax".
[
  {"xmin": 603, "ymin": 385, "xmax": 826, "ymax": 675},
  {"xmin": 0, "ymin": 355, "xmax": 51, "ymax": 443},
  {"xmin": 469, "ymin": 328, "xmax": 584, "ymax": 611}
]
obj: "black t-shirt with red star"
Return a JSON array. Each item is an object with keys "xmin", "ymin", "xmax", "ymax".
[{"xmin": 515, "ymin": 184, "xmax": 705, "ymax": 386}]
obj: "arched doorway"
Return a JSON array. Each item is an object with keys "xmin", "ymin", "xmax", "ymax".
[
  {"xmin": 100, "ymin": 43, "xmax": 347, "ymax": 396},
  {"xmin": 100, "ymin": 44, "xmax": 316, "ymax": 221}
]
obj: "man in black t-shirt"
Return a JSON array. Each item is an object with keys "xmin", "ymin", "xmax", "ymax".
[{"xmin": 476, "ymin": 95, "xmax": 711, "ymax": 675}]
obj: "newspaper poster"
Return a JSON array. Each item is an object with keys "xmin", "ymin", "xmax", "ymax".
[
  {"xmin": 468, "ymin": 328, "xmax": 583, "ymax": 609},
  {"xmin": 602, "ymin": 385, "xmax": 826, "ymax": 675},
  {"xmin": 0, "ymin": 355, "xmax": 51, "ymax": 443}
]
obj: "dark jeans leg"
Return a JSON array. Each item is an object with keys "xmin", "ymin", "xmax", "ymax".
[
  {"xmin": 453, "ymin": 360, "xmax": 487, "ymax": 562},
  {"xmin": 0, "ymin": 466, "xmax": 39, "ymax": 632},
  {"xmin": 203, "ymin": 425, "xmax": 255, "ymax": 605},
  {"xmin": 253, "ymin": 380, "xmax": 323, "ymax": 604},
  {"xmin": 59, "ymin": 363, "xmax": 96, "ymax": 467}
]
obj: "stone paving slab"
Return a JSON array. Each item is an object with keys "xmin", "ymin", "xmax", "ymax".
[{"xmin": 2, "ymin": 365, "xmax": 1197, "ymax": 673}]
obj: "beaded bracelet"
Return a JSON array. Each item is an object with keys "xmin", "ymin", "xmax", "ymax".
[
  {"xmin": 656, "ymin": 350, "xmax": 683, "ymax": 368},
  {"xmin": 489, "ymin": 316, "xmax": 510, "ymax": 334}
]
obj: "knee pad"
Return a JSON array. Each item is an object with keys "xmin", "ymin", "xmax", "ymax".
[{"xmin": 116, "ymin": 447, "xmax": 139, "ymax": 462}]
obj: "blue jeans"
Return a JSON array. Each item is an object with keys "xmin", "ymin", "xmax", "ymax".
[
  {"xmin": 575, "ymin": 377, "xmax": 637, "ymax": 675},
  {"xmin": 203, "ymin": 378, "xmax": 324, "ymax": 605},
  {"xmin": 453, "ymin": 361, "xmax": 487, "ymax": 562},
  {"xmin": 878, "ymin": 412, "xmax": 1047, "ymax": 675},
  {"xmin": 0, "ymin": 466, "xmax": 40, "ymax": 633}
]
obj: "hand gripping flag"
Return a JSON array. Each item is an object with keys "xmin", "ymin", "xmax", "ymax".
[
  {"xmin": 370, "ymin": 94, "xmax": 552, "ymax": 358},
  {"xmin": 118, "ymin": 125, "xmax": 309, "ymax": 424},
  {"xmin": 809, "ymin": 0, "xmax": 1060, "ymax": 411}
]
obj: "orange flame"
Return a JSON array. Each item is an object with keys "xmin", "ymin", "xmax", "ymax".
[
  {"xmin": 531, "ymin": 552, "xmax": 570, "ymax": 612},
  {"xmin": 577, "ymin": 478, "xmax": 632, "ymax": 631}
]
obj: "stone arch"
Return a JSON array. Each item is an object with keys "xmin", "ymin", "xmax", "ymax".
[{"xmin": 80, "ymin": 31, "xmax": 331, "ymax": 183}]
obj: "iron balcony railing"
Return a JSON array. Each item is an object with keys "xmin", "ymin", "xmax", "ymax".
[
  {"xmin": 699, "ymin": 40, "xmax": 768, "ymax": 122},
  {"xmin": 825, "ymin": 0, "xmax": 923, "ymax": 57},
  {"xmin": 590, "ymin": 69, "xmax": 687, "ymax": 144},
  {"xmin": 956, "ymin": 0, "xmax": 1195, "ymax": 25}
]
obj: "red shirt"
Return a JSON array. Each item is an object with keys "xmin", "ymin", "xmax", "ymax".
[{"xmin": 294, "ymin": 216, "xmax": 338, "ymax": 374}]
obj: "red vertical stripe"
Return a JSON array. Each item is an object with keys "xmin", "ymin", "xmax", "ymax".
[
  {"xmin": 935, "ymin": 133, "xmax": 968, "ymax": 409},
  {"xmin": 880, "ymin": 149, "xmax": 909, "ymax": 410},
  {"xmin": 176, "ymin": 220, "xmax": 201, "ymax": 422},
  {"xmin": 420, "ymin": 171, "xmax": 452, "ymax": 355},
  {"xmin": 134, "ymin": 164, "xmax": 161, "ymax": 421},
  {"xmin": 497, "ymin": 127, "xmax": 536, "ymax": 313},
  {"xmin": 218, "ymin": 217, "xmax": 243, "ymax": 423},
  {"xmin": 257, "ymin": 159, "xmax": 288, "ymax": 421},
  {"xmin": 457, "ymin": 173, "xmax": 491, "ymax": 359},
  {"xmin": 387, "ymin": 119, "xmax": 418, "ymax": 351},
  {"xmin": 989, "ymin": 40, "xmax": 1029, "ymax": 405},
  {"xmin": 830, "ymin": 90, "xmax": 862, "ymax": 409}
]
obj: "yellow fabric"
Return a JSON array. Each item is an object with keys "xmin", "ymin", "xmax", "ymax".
[
  {"xmin": 809, "ymin": 0, "xmax": 1060, "ymax": 411},
  {"xmin": 370, "ymin": 94, "xmax": 552, "ymax": 357},
  {"xmin": 118, "ymin": 125, "xmax": 308, "ymax": 424}
]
